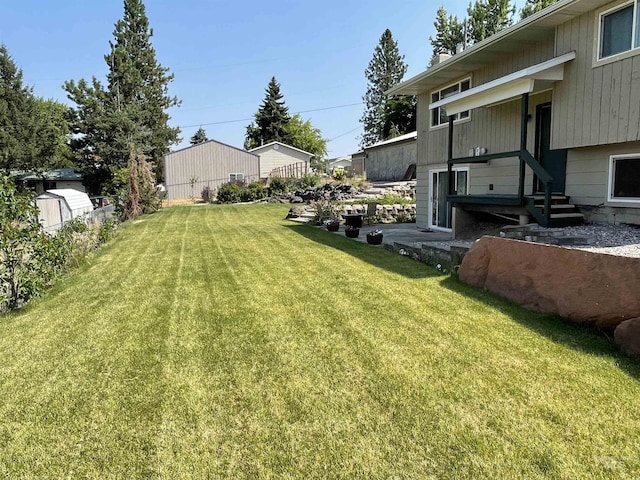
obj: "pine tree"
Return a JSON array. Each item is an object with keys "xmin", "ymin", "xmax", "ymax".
[
  {"xmin": 0, "ymin": 45, "xmax": 71, "ymax": 173},
  {"xmin": 65, "ymin": 0, "xmax": 180, "ymax": 188},
  {"xmin": 520, "ymin": 0, "xmax": 557, "ymax": 19},
  {"xmin": 244, "ymin": 77, "xmax": 291, "ymax": 149},
  {"xmin": 361, "ymin": 29, "xmax": 415, "ymax": 148},
  {"xmin": 467, "ymin": 0, "xmax": 515, "ymax": 44},
  {"xmin": 190, "ymin": 127, "xmax": 209, "ymax": 145},
  {"xmin": 0, "ymin": 45, "xmax": 32, "ymax": 172},
  {"xmin": 430, "ymin": 6, "xmax": 465, "ymax": 60}
]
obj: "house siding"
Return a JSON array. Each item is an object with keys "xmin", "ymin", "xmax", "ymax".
[
  {"xmin": 553, "ymin": 2, "xmax": 640, "ymax": 149},
  {"xmin": 565, "ymin": 141, "xmax": 640, "ymax": 205},
  {"xmin": 366, "ymin": 141, "xmax": 416, "ymax": 181},
  {"xmin": 164, "ymin": 141, "xmax": 259, "ymax": 200}
]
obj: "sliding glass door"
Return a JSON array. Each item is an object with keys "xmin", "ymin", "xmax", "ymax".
[{"xmin": 429, "ymin": 168, "xmax": 468, "ymax": 230}]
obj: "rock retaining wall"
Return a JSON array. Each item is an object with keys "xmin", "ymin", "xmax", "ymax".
[{"xmin": 458, "ymin": 236, "xmax": 640, "ymax": 328}]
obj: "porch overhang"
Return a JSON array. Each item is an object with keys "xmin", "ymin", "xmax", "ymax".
[{"xmin": 429, "ymin": 51, "xmax": 576, "ymax": 116}]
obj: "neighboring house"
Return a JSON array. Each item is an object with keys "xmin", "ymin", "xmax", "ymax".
[
  {"xmin": 249, "ymin": 141, "xmax": 313, "ymax": 179},
  {"xmin": 16, "ymin": 168, "xmax": 85, "ymax": 194},
  {"xmin": 363, "ymin": 131, "xmax": 417, "ymax": 181},
  {"xmin": 328, "ymin": 156, "xmax": 352, "ymax": 172},
  {"xmin": 163, "ymin": 139, "xmax": 260, "ymax": 200},
  {"xmin": 36, "ymin": 189, "xmax": 93, "ymax": 233},
  {"xmin": 388, "ymin": 0, "xmax": 640, "ymax": 233}
]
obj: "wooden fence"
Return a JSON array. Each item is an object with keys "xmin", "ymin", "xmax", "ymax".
[{"xmin": 268, "ymin": 162, "xmax": 308, "ymax": 180}]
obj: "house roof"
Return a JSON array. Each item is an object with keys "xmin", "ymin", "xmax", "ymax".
[
  {"xmin": 163, "ymin": 139, "xmax": 258, "ymax": 158},
  {"xmin": 248, "ymin": 141, "xmax": 314, "ymax": 158},
  {"xmin": 364, "ymin": 131, "xmax": 417, "ymax": 150},
  {"xmin": 387, "ymin": 0, "xmax": 609, "ymax": 96},
  {"xmin": 16, "ymin": 167, "xmax": 83, "ymax": 182},
  {"xmin": 329, "ymin": 156, "xmax": 352, "ymax": 166}
]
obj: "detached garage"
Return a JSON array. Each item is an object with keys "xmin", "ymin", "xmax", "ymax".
[
  {"xmin": 36, "ymin": 189, "xmax": 93, "ymax": 233},
  {"xmin": 163, "ymin": 140, "xmax": 260, "ymax": 200}
]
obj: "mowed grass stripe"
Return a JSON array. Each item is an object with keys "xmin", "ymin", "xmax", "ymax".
[{"xmin": 0, "ymin": 203, "xmax": 639, "ymax": 479}]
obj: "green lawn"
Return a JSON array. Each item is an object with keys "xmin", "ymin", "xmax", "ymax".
[{"xmin": 1, "ymin": 204, "xmax": 639, "ymax": 479}]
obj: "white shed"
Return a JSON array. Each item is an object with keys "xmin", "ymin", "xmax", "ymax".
[{"xmin": 36, "ymin": 189, "xmax": 94, "ymax": 233}]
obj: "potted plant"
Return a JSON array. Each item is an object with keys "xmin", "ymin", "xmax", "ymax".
[
  {"xmin": 366, "ymin": 229, "xmax": 384, "ymax": 245},
  {"xmin": 345, "ymin": 224, "xmax": 360, "ymax": 238},
  {"xmin": 325, "ymin": 219, "xmax": 340, "ymax": 232}
]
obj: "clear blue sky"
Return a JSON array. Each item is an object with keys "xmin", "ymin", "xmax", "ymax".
[{"xmin": 2, "ymin": 0, "xmax": 525, "ymax": 158}]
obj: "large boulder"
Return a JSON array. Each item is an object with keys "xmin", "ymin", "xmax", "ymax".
[
  {"xmin": 458, "ymin": 236, "xmax": 640, "ymax": 328},
  {"xmin": 614, "ymin": 318, "xmax": 640, "ymax": 357}
]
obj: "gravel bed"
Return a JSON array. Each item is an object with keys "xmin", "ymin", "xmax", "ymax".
[
  {"xmin": 425, "ymin": 222, "xmax": 640, "ymax": 258},
  {"xmin": 562, "ymin": 223, "xmax": 640, "ymax": 258}
]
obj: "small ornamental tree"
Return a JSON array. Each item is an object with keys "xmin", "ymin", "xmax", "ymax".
[{"xmin": 0, "ymin": 174, "xmax": 66, "ymax": 312}]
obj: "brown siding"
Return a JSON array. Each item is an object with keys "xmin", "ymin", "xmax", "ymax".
[
  {"xmin": 553, "ymin": 3, "xmax": 640, "ymax": 149},
  {"xmin": 164, "ymin": 141, "xmax": 260, "ymax": 200}
]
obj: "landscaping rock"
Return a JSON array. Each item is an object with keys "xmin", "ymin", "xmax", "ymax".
[
  {"xmin": 614, "ymin": 317, "xmax": 640, "ymax": 357},
  {"xmin": 458, "ymin": 236, "xmax": 640, "ymax": 328},
  {"xmin": 286, "ymin": 206, "xmax": 307, "ymax": 218}
]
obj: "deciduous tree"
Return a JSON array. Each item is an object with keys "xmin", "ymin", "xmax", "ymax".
[{"xmin": 284, "ymin": 114, "xmax": 328, "ymax": 172}]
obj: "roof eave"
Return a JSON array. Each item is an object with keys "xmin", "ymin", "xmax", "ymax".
[{"xmin": 386, "ymin": 0, "xmax": 581, "ymax": 96}]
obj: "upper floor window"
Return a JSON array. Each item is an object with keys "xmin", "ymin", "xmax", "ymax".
[
  {"xmin": 599, "ymin": 1, "xmax": 640, "ymax": 59},
  {"xmin": 431, "ymin": 78, "xmax": 471, "ymax": 128}
]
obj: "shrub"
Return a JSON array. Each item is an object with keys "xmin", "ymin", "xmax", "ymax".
[
  {"xmin": 268, "ymin": 177, "xmax": 292, "ymax": 195},
  {"xmin": 0, "ymin": 175, "xmax": 67, "ymax": 312},
  {"xmin": 240, "ymin": 181, "xmax": 268, "ymax": 202},
  {"xmin": 311, "ymin": 200, "xmax": 339, "ymax": 225},
  {"xmin": 217, "ymin": 182, "xmax": 244, "ymax": 203},
  {"xmin": 300, "ymin": 173, "xmax": 321, "ymax": 188},
  {"xmin": 97, "ymin": 219, "xmax": 119, "ymax": 244},
  {"xmin": 332, "ymin": 168, "xmax": 346, "ymax": 181},
  {"xmin": 201, "ymin": 186, "xmax": 214, "ymax": 203}
]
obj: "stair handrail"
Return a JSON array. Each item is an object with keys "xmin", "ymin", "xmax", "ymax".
[{"xmin": 520, "ymin": 149, "xmax": 553, "ymax": 226}]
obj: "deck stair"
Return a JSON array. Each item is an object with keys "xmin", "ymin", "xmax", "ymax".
[{"xmin": 525, "ymin": 194, "xmax": 584, "ymax": 227}]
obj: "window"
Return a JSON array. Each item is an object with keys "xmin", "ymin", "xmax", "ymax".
[
  {"xmin": 599, "ymin": 1, "xmax": 640, "ymax": 59},
  {"xmin": 608, "ymin": 154, "xmax": 640, "ymax": 202},
  {"xmin": 431, "ymin": 78, "xmax": 471, "ymax": 128},
  {"xmin": 229, "ymin": 173, "xmax": 244, "ymax": 182}
]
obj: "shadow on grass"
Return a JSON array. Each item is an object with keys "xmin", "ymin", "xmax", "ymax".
[
  {"xmin": 284, "ymin": 223, "xmax": 438, "ymax": 280},
  {"xmin": 439, "ymin": 275, "xmax": 640, "ymax": 381}
]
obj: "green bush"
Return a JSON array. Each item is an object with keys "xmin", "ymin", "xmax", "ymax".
[
  {"xmin": 268, "ymin": 177, "xmax": 293, "ymax": 195},
  {"xmin": 299, "ymin": 173, "xmax": 321, "ymax": 188},
  {"xmin": 332, "ymin": 168, "xmax": 346, "ymax": 181},
  {"xmin": 240, "ymin": 181, "xmax": 268, "ymax": 202},
  {"xmin": 201, "ymin": 186, "xmax": 214, "ymax": 203},
  {"xmin": 311, "ymin": 200, "xmax": 340, "ymax": 225},
  {"xmin": 0, "ymin": 175, "xmax": 67, "ymax": 312},
  {"xmin": 217, "ymin": 182, "xmax": 244, "ymax": 203}
]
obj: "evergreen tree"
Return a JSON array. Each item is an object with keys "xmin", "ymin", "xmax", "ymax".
[
  {"xmin": 244, "ymin": 77, "xmax": 291, "ymax": 150},
  {"xmin": 360, "ymin": 29, "xmax": 415, "ymax": 148},
  {"xmin": 65, "ymin": 0, "xmax": 180, "ymax": 189},
  {"xmin": 190, "ymin": 127, "xmax": 208, "ymax": 145},
  {"xmin": 467, "ymin": 0, "xmax": 515, "ymax": 44},
  {"xmin": 520, "ymin": 0, "xmax": 557, "ymax": 19},
  {"xmin": 0, "ymin": 45, "xmax": 71, "ymax": 173},
  {"xmin": 430, "ymin": 6, "xmax": 465, "ymax": 60}
]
